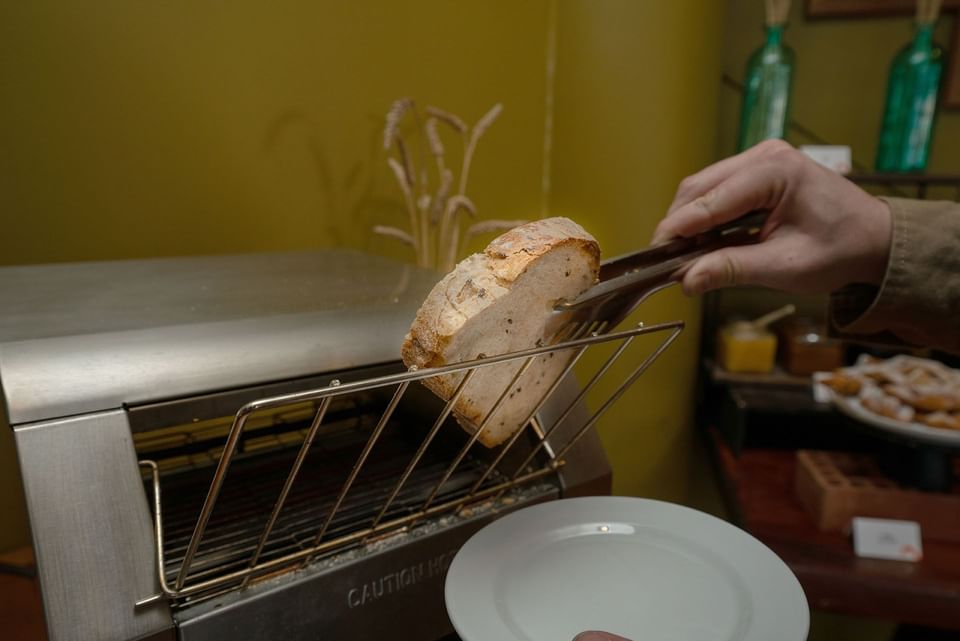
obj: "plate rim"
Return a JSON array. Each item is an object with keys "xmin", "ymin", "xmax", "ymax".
[
  {"xmin": 444, "ymin": 495, "xmax": 809, "ymax": 641},
  {"xmin": 832, "ymin": 393, "xmax": 960, "ymax": 449}
]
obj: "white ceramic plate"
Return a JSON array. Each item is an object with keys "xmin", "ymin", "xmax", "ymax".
[
  {"xmin": 446, "ymin": 497, "xmax": 808, "ymax": 641},
  {"xmin": 832, "ymin": 394, "xmax": 960, "ymax": 449}
]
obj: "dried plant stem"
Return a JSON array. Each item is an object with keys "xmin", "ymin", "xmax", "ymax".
[
  {"xmin": 458, "ymin": 103, "xmax": 502, "ymax": 196},
  {"xmin": 383, "ymin": 98, "xmax": 413, "ymax": 149},
  {"xmin": 444, "ymin": 217, "xmax": 461, "ymax": 272},
  {"xmin": 379, "ymin": 99, "xmax": 517, "ymax": 271},
  {"xmin": 373, "ymin": 225, "xmax": 416, "ymax": 246},
  {"xmin": 387, "ymin": 157, "xmax": 423, "ymax": 265},
  {"xmin": 425, "ymin": 106, "xmax": 468, "ymax": 134},
  {"xmin": 394, "ymin": 136, "xmax": 415, "ymax": 190},
  {"xmin": 424, "ymin": 115, "xmax": 451, "ymax": 263},
  {"xmin": 431, "ymin": 168, "xmax": 453, "ymax": 225},
  {"xmin": 440, "ymin": 195, "xmax": 477, "ymax": 272},
  {"xmin": 438, "ymin": 195, "xmax": 462, "ymax": 267},
  {"xmin": 408, "ymin": 105, "xmax": 431, "ymax": 264},
  {"xmin": 417, "ymin": 194, "xmax": 433, "ymax": 267},
  {"xmin": 425, "ymin": 118, "xmax": 447, "ymax": 185}
]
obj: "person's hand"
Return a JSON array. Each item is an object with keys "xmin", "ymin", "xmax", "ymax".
[{"xmin": 652, "ymin": 140, "xmax": 893, "ymax": 296}]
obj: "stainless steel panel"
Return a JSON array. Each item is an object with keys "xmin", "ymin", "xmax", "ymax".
[
  {"xmin": 0, "ymin": 250, "xmax": 434, "ymax": 341},
  {"xmin": 3, "ymin": 308, "xmax": 413, "ymax": 426},
  {"xmin": 0, "ymin": 250, "xmax": 439, "ymax": 425},
  {"xmin": 14, "ymin": 411, "xmax": 172, "ymax": 641}
]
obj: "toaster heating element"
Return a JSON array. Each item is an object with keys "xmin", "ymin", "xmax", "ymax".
[{"xmin": 0, "ymin": 249, "xmax": 682, "ymax": 641}]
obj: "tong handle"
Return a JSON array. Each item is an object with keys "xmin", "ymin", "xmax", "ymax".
[
  {"xmin": 599, "ymin": 210, "xmax": 770, "ymax": 281},
  {"xmin": 560, "ymin": 210, "xmax": 770, "ymax": 313}
]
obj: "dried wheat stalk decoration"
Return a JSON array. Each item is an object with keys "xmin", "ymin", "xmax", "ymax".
[
  {"xmin": 425, "ymin": 106, "xmax": 467, "ymax": 134},
  {"xmin": 434, "ymin": 103, "xmax": 505, "ymax": 270},
  {"xmin": 377, "ymin": 99, "xmax": 518, "ymax": 271},
  {"xmin": 431, "ymin": 168, "xmax": 453, "ymax": 225},
  {"xmin": 384, "ymin": 98, "xmax": 412, "ymax": 149},
  {"xmin": 425, "ymin": 118, "xmax": 445, "ymax": 171},
  {"xmin": 417, "ymin": 194, "xmax": 434, "ymax": 266},
  {"xmin": 394, "ymin": 136, "xmax": 415, "ymax": 192},
  {"xmin": 385, "ymin": 156, "xmax": 421, "ymax": 264},
  {"xmin": 916, "ymin": 0, "xmax": 942, "ymax": 24},
  {"xmin": 459, "ymin": 103, "xmax": 502, "ymax": 195},
  {"xmin": 372, "ymin": 225, "xmax": 415, "ymax": 246},
  {"xmin": 383, "ymin": 98, "xmax": 429, "ymax": 265},
  {"xmin": 440, "ymin": 195, "xmax": 477, "ymax": 272},
  {"xmin": 764, "ymin": 0, "xmax": 791, "ymax": 26},
  {"xmin": 413, "ymin": 108, "xmax": 434, "ymax": 266}
]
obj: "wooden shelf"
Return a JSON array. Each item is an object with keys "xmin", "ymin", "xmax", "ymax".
[
  {"xmin": 707, "ymin": 428, "xmax": 960, "ymax": 631},
  {"xmin": 0, "ymin": 547, "xmax": 45, "ymax": 641},
  {"xmin": 707, "ymin": 358, "xmax": 813, "ymax": 388}
]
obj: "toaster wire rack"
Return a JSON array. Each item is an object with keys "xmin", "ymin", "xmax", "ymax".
[{"xmin": 136, "ymin": 319, "xmax": 684, "ymax": 608}]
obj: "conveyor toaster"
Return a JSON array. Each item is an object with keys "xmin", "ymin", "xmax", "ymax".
[{"xmin": 0, "ymin": 249, "xmax": 682, "ymax": 641}]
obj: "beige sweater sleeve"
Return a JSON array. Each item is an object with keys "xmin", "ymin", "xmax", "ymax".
[{"xmin": 830, "ymin": 197, "xmax": 960, "ymax": 355}]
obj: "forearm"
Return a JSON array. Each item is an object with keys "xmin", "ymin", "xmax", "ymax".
[{"xmin": 831, "ymin": 197, "xmax": 960, "ymax": 355}]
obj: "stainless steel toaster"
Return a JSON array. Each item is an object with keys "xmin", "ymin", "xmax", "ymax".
[{"xmin": 0, "ymin": 249, "xmax": 681, "ymax": 641}]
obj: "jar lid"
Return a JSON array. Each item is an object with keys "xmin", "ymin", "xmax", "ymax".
[{"xmin": 723, "ymin": 320, "xmax": 773, "ymax": 339}]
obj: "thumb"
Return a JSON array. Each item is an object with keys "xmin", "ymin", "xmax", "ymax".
[{"xmin": 681, "ymin": 245, "xmax": 768, "ymax": 295}]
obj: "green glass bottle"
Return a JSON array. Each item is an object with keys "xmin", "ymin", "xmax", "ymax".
[
  {"xmin": 875, "ymin": 22, "xmax": 944, "ymax": 173},
  {"xmin": 737, "ymin": 24, "xmax": 795, "ymax": 152}
]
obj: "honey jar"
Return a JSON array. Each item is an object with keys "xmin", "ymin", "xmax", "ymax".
[{"xmin": 778, "ymin": 319, "xmax": 844, "ymax": 375}]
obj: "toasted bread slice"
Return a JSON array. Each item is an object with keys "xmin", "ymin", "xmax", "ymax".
[{"xmin": 401, "ymin": 217, "xmax": 600, "ymax": 447}]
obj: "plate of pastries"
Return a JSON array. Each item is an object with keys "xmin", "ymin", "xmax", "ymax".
[{"xmin": 816, "ymin": 354, "xmax": 960, "ymax": 448}]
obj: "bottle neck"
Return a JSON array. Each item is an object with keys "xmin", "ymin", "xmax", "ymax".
[
  {"xmin": 765, "ymin": 24, "xmax": 785, "ymax": 47},
  {"xmin": 912, "ymin": 23, "xmax": 934, "ymax": 50}
]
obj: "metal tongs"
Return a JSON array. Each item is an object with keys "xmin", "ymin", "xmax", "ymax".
[{"xmin": 554, "ymin": 211, "xmax": 769, "ymax": 339}]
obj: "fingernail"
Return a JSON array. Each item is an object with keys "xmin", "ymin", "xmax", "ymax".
[{"xmin": 683, "ymin": 273, "xmax": 708, "ymax": 296}]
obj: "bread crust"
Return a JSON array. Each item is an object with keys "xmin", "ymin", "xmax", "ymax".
[{"xmin": 401, "ymin": 217, "xmax": 600, "ymax": 446}]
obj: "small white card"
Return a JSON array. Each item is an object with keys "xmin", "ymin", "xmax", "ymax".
[
  {"xmin": 852, "ymin": 517, "xmax": 923, "ymax": 562},
  {"xmin": 800, "ymin": 145, "xmax": 852, "ymax": 174}
]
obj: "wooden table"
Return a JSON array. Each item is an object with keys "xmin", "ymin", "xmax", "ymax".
[
  {"xmin": 0, "ymin": 547, "xmax": 46, "ymax": 641},
  {"xmin": 706, "ymin": 428, "xmax": 960, "ymax": 633}
]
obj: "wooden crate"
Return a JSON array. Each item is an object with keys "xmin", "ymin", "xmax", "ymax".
[{"xmin": 794, "ymin": 450, "xmax": 960, "ymax": 543}]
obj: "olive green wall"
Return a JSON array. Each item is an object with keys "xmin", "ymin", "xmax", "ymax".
[
  {"xmin": 720, "ymin": 1, "xmax": 959, "ymax": 173},
  {"xmin": 0, "ymin": 1, "xmax": 725, "ymax": 552},
  {"xmin": 549, "ymin": 1, "xmax": 725, "ymax": 501},
  {"xmin": 0, "ymin": 2, "xmax": 556, "ymax": 264}
]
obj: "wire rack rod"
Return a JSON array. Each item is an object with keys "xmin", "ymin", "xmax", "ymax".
[{"xmin": 139, "ymin": 319, "xmax": 684, "ymax": 605}]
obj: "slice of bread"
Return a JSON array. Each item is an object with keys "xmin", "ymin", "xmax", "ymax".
[{"xmin": 401, "ymin": 217, "xmax": 600, "ymax": 447}]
